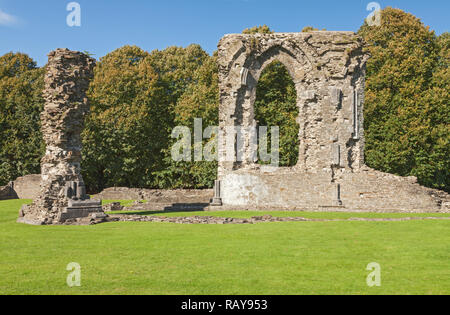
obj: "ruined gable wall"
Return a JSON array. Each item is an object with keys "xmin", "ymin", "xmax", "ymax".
[
  {"xmin": 215, "ymin": 32, "xmax": 450, "ymax": 212},
  {"xmin": 217, "ymin": 32, "xmax": 367, "ymax": 174}
]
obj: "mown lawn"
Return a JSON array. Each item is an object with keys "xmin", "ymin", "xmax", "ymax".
[
  {"xmin": 103, "ymin": 200, "xmax": 450, "ymax": 219},
  {"xmin": 1, "ymin": 199, "xmax": 449, "ymax": 295}
]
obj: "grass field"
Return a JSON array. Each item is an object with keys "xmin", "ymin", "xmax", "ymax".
[{"xmin": 1, "ymin": 199, "xmax": 449, "ymax": 295}]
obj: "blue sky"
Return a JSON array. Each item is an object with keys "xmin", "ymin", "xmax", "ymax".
[{"xmin": 0, "ymin": 0, "xmax": 448, "ymax": 66}]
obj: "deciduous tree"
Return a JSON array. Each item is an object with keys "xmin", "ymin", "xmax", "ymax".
[
  {"xmin": 359, "ymin": 7, "xmax": 449, "ymax": 191},
  {"xmin": 0, "ymin": 53, "xmax": 44, "ymax": 186}
]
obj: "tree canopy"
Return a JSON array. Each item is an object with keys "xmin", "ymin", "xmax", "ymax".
[
  {"xmin": 0, "ymin": 53, "xmax": 44, "ymax": 186},
  {"xmin": 82, "ymin": 45, "xmax": 210, "ymax": 191},
  {"xmin": 358, "ymin": 7, "xmax": 449, "ymax": 191},
  {"xmin": 255, "ymin": 61, "xmax": 299, "ymax": 167}
]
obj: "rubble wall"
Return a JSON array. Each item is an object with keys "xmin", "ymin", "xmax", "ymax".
[
  {"xmin": 18, "ymin": 49, "xmax": 101, "ymax": 225},
  {"xmin": 215, "ymin": 32, "xmax": 450, "ymax": 212}
]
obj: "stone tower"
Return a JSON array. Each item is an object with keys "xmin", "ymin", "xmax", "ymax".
[{"xmin": 18, "ymin": 49, "xmax": 104, "ymax": 225}]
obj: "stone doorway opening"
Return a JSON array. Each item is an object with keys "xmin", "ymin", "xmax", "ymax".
[{"xmin": 254, "ymin": 60, "xmax": 299, "ymax": 168}]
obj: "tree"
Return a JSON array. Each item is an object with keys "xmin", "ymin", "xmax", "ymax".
[
  {"xmin": 82, "ymin": 46, "xmax": 165, "ymax": 191},
  {"xmin": 82, "ymin": 45, "xmax": 210, "ymax": 192},
  {"xmin": 255, "ymin": 61, "xmax": 299, "ymax": 167},
  {"xmin": 359, "ymin": 7, "xmax": 449, "ymax": 191},
  {"xmin": 0, "ymin": 53, "xmax": 45, "ymax": 186},
  {"xmin": 147, "ymin": 44, "xmax": 209, "ymax": 112},
  {"xmin": 241, "ymin": 25, "xmax": 300, "ymax": 167},
  {"xmin": 154, "ymin": 53, "xmax": 220, "ymax": 188},
  {"xmin": 414, "ymin": 32, "xmax": 450, "ymax": 191}
]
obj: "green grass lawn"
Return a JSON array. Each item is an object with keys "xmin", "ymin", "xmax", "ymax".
[
  {"xmin": 103, "ymin": 199, "xmax": 450, "ymax": 220},
  {"xmin": 1, "ymin": 199, "xmax": 449, "ymax": 295}
]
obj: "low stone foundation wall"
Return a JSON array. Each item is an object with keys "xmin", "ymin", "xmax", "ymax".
[
  {"xmin": 94, "ymin": 187, "xmax": 213, "ymax": 203},
  {"xmin": 111, "ymin": 214, "xmax": 450, "ymax": 225},
  {"xmin": 0, "ymin": 175, "xmax": 41, "ymax": 201},
  {"xmin": 4, "ymin": 176, "xmax": 449, "ymax": 213},
  {"xmin": 12, "ymin": 175, "xmax": 41, "ymax": 200},
  {"xmin": 96, "ymin": 176, "xmax": 450, "ymax": 213},
  {"xmin": 217, "ymin": 167, "xmax": 450, "ymax": 213},
  {"xmin": 0, "ymin": 184, "xmax": 18, "ymax": 200}
]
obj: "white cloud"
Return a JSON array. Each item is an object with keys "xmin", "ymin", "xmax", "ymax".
[{"xmin": 0, "ymin": 9, "xmax": 18, "ymax": 26}]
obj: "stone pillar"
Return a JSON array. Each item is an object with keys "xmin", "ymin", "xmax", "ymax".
[
  {"xmin": 210, "ymin": 180, "xmax": 223, "ymax": 206},
  {"xmin": 18, "ymin": 49, "xmax": 104, "ymax": 225}
]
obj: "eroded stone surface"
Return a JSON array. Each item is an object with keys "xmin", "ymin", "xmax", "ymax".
[
  {"xmin": 12, "ymin": 175, "xmax": 41, "ymax": 200},
  {"xmin": 94, "ymin": 187, "xmax": 213, "ymax": 202},
  {"xmin": 103, "ymin": 202, "xmax": 125, "ymax": 212},
  {"xmin": 215, "ymin": 32, "xmax": 450, "ymax": 212},
  {"xmin": 0, "ymin": 183, "xmax": 17, "ymax": 200},
  {"xmin": 18, "ymin": 49, "xmax": 103, "ymax": 225}
]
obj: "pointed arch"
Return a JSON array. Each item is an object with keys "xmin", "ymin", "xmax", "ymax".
[{"xmin": 254, "ymin": 60, "xmax": 299, "ymax": 167}]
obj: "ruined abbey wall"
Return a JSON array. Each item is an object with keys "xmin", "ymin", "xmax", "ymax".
[
  {"xmin": 214, "ymin": 32, "xmax": 450, "ymax": 212},
  {"xmin": 13, "ymin": 36, "xmax": 450, "ymax": 221}
]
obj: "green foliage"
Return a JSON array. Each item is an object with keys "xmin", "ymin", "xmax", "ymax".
[
  {"xmin": 415, "ymin": 32, "xmax": 450, "ymax": 190},
  {"xmin": 82, "ymin": 51, "xmax": 95, "ymax": 57},
  {"xmin": 301, "ymin": 26, "xmax": 326, "ymax": 32},
  {"xmin": 302, "ymin": 26, "xmax": 318, "ymax": 32},
  {"xmin": 242, "ymin": 25, "xmax": 273, "ymax": 34},
  {"xmin": 254, "ymin": 61, "xmax": 299, "ymax": 167},
  {"xmin": 359, "ymin": 7, "xmax": 449, "ymax": 192},
  {"xmin": 154, "ymin": 53, "xmax": 220, "ymax": 189},
  {"xmin": 243, "ymin": 25, "xmax": 274, "ymax": 50},
  {"xmin": 82, "ymin": 46, "xmax": 161, "ymax": 191},
  {"xmin": 0, "ymin": 53, "xmax": 45, "ymax": 186},
  {"xmin": 146, "ymin": 44, "xmax": 209, "ymax": 110},
  {"xmin": 82, "ymin": 45, "xmax": 209, "ymax": 192},
  {"xmin": 241, "ymin": 26, "xmax": 299, "ymax": 167}
]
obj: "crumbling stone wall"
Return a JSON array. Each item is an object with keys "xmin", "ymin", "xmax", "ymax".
[
  {"xmin": 214, "ymin": 32, "xmax": 450, "ymax": 212},
  {"xmin": 18, "ymin": 49, "xmax": 104, "ymax": 225},
  {"xmin": 12, "ymin": 175, "xmax": 41, "ymax": 200},
  {"xmin": 94, "ymin": 187, "xmax": 213, "ymax": 202},
  {"xmin": 10, "ymin": 37, "xmax": 448, "ymax": 222},
  {"xmin": 0, "ymin": 183, "xmax": 17, "ymax": 200}
]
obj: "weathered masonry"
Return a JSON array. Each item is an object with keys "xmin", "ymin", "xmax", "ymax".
[
  {"xmin": 18, "ymin": 49, "xmax": 105, "ymax": 225},
  {"xmin": 14, "ymin": 35, "xmax": 450, "ymax": 222},
  {"xmin": 212, "ymin": 32, "xmax": 450, "ymax": 212}
]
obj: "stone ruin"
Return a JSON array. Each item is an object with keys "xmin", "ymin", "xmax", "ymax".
[
  {"xmin": 18, "ymin": 49, "xmax": 107, "ymax": 225},
  {"xmin": 0, "ymin": 182, "xmax": 17, "ymax": 200},
  {"xmin": 211, "ymin": 32, "xmax": 450, "ymax": 212},
  {"xmin": 15, "ymin": 34, "xmax": 450, "ymax": 224},
  {"xmin": 0, "ymin": 175, "xmax": 41, "ymax": 201}
]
